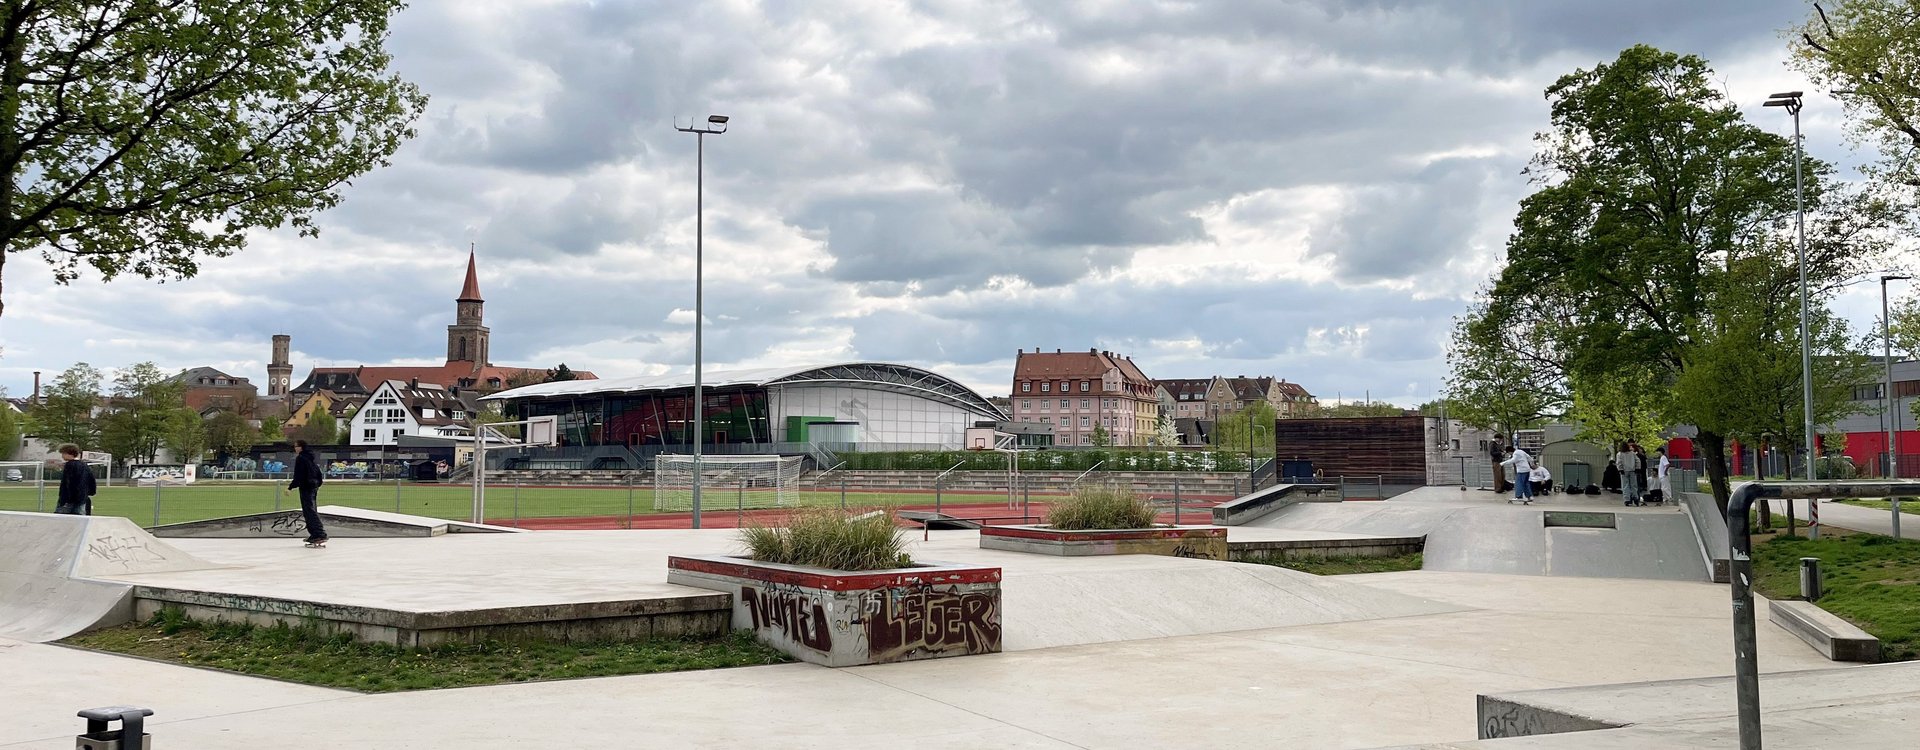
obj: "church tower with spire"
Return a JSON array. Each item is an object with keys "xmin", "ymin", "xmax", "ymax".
[{"xmin": 447, "ymin": 248, "xmax": 490, "ymax": 370}]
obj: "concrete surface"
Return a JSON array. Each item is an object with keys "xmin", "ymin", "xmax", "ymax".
[
  {"xmin": 1809, "ymin": 497, "xmax": 1913, "ymax": 537},
  {"xmin": 149, "ymin": 505, "xmax": 520, "ymax": 538},
  {"xmin": 1248, "ymin": 487, "xmax": 1708, "ymax": 582},
  {"xmin": 0, "ymin": 570, "xmax": 1852, "ymax": 750},
  {"xmin": 0, "ymin": 511, "xmax": 221, "ymax": 641}
]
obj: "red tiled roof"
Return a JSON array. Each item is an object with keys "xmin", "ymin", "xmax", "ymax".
[
  {"xmin": 1155, "ymin": 378, "xmax": 1213, "ymax": 400},
  {"xmin": 1011, "ymin": 349, "xmax": 1155, "ymax": 396}
]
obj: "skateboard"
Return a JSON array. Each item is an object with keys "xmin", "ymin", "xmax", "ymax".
[{"xmin": 303, "ymin": 539, "xmax": 328, "ymax": 549}]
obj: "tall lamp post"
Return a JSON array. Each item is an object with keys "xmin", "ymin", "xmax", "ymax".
[
  {"xmin": 676, "ymin": 114, "xmax": 728, "ymax": 528},
  {"xmin": 1764, "ymin": 91, "xmax": 1815, "ymax": 480},
  {"xmin": 1884, "ymin": 274, "xmax": 1909, "ymax": 538}
]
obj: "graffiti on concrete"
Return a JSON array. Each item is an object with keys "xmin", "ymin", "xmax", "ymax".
[
  {"xmin": 740, "ymin": 584, "xmax": 834, "ymax": 652},
  {"xmin": 1481, "ymin": 704, "xmax": 1547, "ymax": 739},
  {"xmin": 247, "ymin": 514, "xmax": 308, "ymax": 537},
  {"xmin": 1170, "ymin": 540, "xmax": 1218, "ymax": 560},
  {"xmin": 864, "ymin": 587, "xmax": 1001, "ymax": 662},
  {"xmin": 87, "ymin": 534, "xmax": 172, "ymax": 570}
]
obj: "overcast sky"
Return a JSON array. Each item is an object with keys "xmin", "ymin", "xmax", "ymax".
[{"xmin": 0, "ymin": 0, "xmax": 1895, "ymax": 405}]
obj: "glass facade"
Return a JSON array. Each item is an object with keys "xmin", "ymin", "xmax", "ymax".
[{"xmin": 515, "ymin": 388, "xmax": 772, "ymax": 448}]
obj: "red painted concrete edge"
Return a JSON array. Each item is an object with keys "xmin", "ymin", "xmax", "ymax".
[
  {"xmin": 979, "ymin": 525, "xmax": 1226, "ymax": 543},
  {"xmin": 667, "ymin": 555, "xmax": 1002, "ymax": 591}
]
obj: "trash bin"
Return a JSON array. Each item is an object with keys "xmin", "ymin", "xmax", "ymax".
[
  {"xmin": 1280, "ymin": 460, "xmax": 1315, "ymax": 481},
  {"xmin": 76, "ymin": 706, "xmax": 152, "ymax": 749}
]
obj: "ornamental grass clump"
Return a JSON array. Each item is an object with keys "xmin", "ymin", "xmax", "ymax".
[
  {"xmin": 740, "ymin": 508, "xmax": 912, "ymax": 571},
  {"xmin": 1046, "ymin": 485, "xmax": 1159, "ymax": 530}
]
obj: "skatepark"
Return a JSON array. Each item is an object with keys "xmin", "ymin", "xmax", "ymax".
[{"xmin": 2, "ymin": 485, "xmax": 1915, "ymax": 748}]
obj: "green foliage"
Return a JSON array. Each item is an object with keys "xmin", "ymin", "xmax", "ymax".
[
  {"xmin": 162, "ymin": 408, "xmax": 207, "ymax": 465},
  {"xmin": 1792, "ymin": 0, "xmax": 1920, "ymax": 193},
  {"xmin": 1486, "ymin": 45, "xmax": 1893, "ymax": 512},
  {"xmin": 98, "ymin": 363, "xmax": 186, "ymax": 465},
  {"xmin": 0, "ymin": 398, "xmax": 19, "ymax": 460},
  {"xmin": 1213, "ymin": 401, "xmax": 1277, "ymax": 454},
  {"xmin": 548, "ymin": 364, "xmax": 579, "ymax": 382},
  {"xmin": 1089, "ymin": 424, "xmax": 1112, "ymax": 447},
  {"xmin": 205, "ymin": 411, "xmax": 259, "ymax": 458},
  {"xmin": 1045, "ymin": 485, "xmax": 1158, "ymax": 530},
  {"xmin": 0, "ymin": 0, "xmax": 428, "ymax": 318},
  {"xmin": 739, "ymin": 507, "xmax": 911, "ymax": 571},
  {"xmin": 1568, "ymin": 366, "xmax": 1669, "ymax": 449},
  {"xmin": 1415, "ymin": 400, "xmax": 1449, "ymax": 417},
  {"xmin": 68, "ymin": 608, "xmax": 791, "ymax": 691},
  {"xmin": 1444, "ymin": 298, "xmax": 1568, "ymax": 435},
  {"xmin": 291, "ymin": 409, "xmax": 339, "ymax": 446},
  {"xmin": 33, "ymin": 363, "xmax": 102, "ymax": 448},
  {"xmin": 837, "ymin": 449, "xmax": 1249, "ymax": 472},
  {"xmin": 259, "ymin": 416, "xmax": 284, "ymax": 442},
  {"xmin": 1316, "ymin": 402, "xmax": 1407, "ymax": 418},
  {"xmin": 1750, "ymin": 531, "xmax": 1920, "ymax": 661}
]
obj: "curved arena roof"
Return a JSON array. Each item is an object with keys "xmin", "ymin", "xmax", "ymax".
[{"xmin": 483, "ymin": 362, "xmax": 1007, "ymax": 419}]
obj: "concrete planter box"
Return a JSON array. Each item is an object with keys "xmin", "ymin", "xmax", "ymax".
[
  {"xmin": 665, "ymin": 555, "xmax": 1002, "ymax": 668},
  {"xmin": 978, "ymin": 525, "xmax": 1228, "ymax": 560}
]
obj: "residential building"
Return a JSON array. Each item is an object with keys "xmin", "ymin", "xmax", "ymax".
[
  {"xmin": 288, "ymin": 251, "xmax": 596, "ymax": 408},
  {"xmin": 168, "ymin": 366, "xmax": 259, "ymax": 418},
  {"xmin": 348, "ymin": 379, "xmax": 477, "ymax": 447},
  {"xmin": 283, "ymin": 390, "xmax": 367, "ymax": 431},
  {"xmin": 1156, "ymin": 377, "xmax": 1233, "ymax": 421},
  {"xmin": 1010, "ymin": 348, "xmax": 1158, "ymax": 447}
]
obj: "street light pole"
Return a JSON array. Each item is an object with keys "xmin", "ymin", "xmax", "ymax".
[
  {"xmin": 1885, "ymin": 275, "xmax": 1910, "ymax": 538},
  {"xmin": 676, "ymin": 114, "xmax": 729, "ymax": 529},
  {"xmin": 1766, "ymin": 91, "xmax": 1815, "ymax": 481}
]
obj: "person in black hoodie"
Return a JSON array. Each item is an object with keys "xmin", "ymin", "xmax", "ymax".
[
  {"xmin": 54, "ymin": 444, "xmax": 96, "ymax": 515},
  {"xmin": 288, "ymin": 440, "xmax": 328, "ymax": 545}
]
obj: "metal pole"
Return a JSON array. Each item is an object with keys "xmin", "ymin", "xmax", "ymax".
[
  {"xmin": 839, "ymin": 478, "xmax": 847, "ymax": 510},
  {"xmin": 737, "ymin": 479, "xmax": 744, "ymax": 526},
  {"xmin": 1793, "ymin": 105, "xmax": 1816, "ymax": 483},
  {"xmin": 1174, "ymin": 478, "xmax": 1181, "ymax": 525},
  {"xmin": 1726, "ymin": 484, "xmax": 1764, "ymax": 750},
  {"xmin": 691, "ymin": 130, "xmax": 705, "ymax": 530},
  {"xmin": 471, "ymin": 428, "xmax": 483, "ymax": 523},
  {"xmin": 935, "ymin": 475, "xmax": 943, "ymax": 518},
  {"xmin": 152, "ymin": 481, "xmax": 162, "ymax": 527},
  {"xmin": 513, "ymin": 479, "xmax": 521, "ymax": 528},
  {"xmin": 395, "ymin": 468, "xmax": 403, "ymax": 513},
  {"xmin": 275, "ymin": 482, "xmax": 282, "ymax": 511},
  {"xmin": 1885, "ymin": 275, "xmax": 1908, "ymax": 538},
  {"xmin": 626, "ymin": 474, "xmax": 635, "ymax": 530}
]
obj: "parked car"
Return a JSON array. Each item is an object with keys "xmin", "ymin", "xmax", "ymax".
[{"xmin": 4, "ymin": 469, "xmax": 22, "ymax": 482}]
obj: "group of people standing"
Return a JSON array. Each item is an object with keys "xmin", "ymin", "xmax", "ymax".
[{"xmin": 1492, "ymin": 436, "xmax": 1672, "ymax": 507}]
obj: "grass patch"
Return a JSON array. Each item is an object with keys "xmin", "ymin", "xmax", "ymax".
[
  {"xmin": 1834, "ymin": 499, "xmax": 1920, "ymax": 516},
  {"xmin": 1244, "ymin": 552, "xmax": 1424, "ymax": 576},
  {"xmin": 1749, "ymin": 532, "xmax": 1920, "ymax": 662},
  {"xmin": 64, "ymin": 609, "xmax": 791, "ymax": 692},
  {"xmin": 740, "ymin": 507, "xmax": 911, "ymax": 571},
  {"xmin": 1045, "ymin": 485, "xmax": 1158, "ymax": 530},
  {"xmin": 0, "ymin": 481, "xmax": 1014, "ymax": 527}
]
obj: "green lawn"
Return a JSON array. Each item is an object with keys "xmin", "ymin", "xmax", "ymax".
[
  {"xmin": 1243, "ymin": 552, "xmax": 1425, "ymax": 575},
  {"xmin": 1835, "ymin": 499, "xmax": 1920, "ymax": 516},
  {"xmin": 0, "ymin": 480, "xmax": 1004, "ymax": 527},
  {"xmin": 1750, "ymin": 530, "xmax": 1920, "ymax": 662},
  {"xmin": 67, "ymin": 609, "xmax": 791, "ymax": 692}
]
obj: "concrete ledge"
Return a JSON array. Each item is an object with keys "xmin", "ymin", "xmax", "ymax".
[
  {"xmin": 979, "ymin": 525, "xmax": 1227, "ymax": 560},
  {"xmin": 1770, "ymin": 599, "xmax": 1882, "ymax": 662},
  {"xmin": 132, "ymin": 586, "xmax": 730, "ymax": 647},
  {"xmin": 1477, "ymin": 694, "xmax": 1620, "ymax": 739},
  {"xmin": 1229, "ymin": 535, "xmax": 1424, "ymax": 562},
  {"xmin": 149, "ymin": 506, "xmax": 520, "ymax": 539},
  {"xmin": 1211, "ymin": 483, "xmax": 1338, "ymax": 526},
  {"xmin": 667, "ymin": 554, "xmax": 1002, "ymax": 667}
]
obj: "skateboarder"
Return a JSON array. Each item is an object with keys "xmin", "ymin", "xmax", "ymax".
[
  {"xmin": 1500, "ymin": 441, "xmax": 1535, "ymax": 505},
  {"xmin": 289, "ymin": 440, "xmax": 328, "ymax": 547},
  {"xmin": 53, "ymin": 444, "xmax": 96, "ymax": 515}
]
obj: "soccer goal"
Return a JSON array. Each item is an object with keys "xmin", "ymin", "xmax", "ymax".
[
  {"xmin": 654, "ymin": 454, "xmax": 805, "ymax": 512},
  {"xmin": 0, "ymin": 460, "xmax": 55, "ymax": 512}
]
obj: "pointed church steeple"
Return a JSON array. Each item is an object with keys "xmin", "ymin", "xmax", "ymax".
[
  {"xmin": 458, "ymin": 245, "xmax": 483, "ymax": 302},
  {"xmin": 448, "ymin": 245, "xmax": 490, "ymax": 368}
]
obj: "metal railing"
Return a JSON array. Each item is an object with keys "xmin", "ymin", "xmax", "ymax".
[{"xmin": 1725, "ymin": 480, "xmax": 1916, "ymax": 750}]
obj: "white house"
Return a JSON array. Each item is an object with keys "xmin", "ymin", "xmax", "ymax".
[{"xmin": 349, "ymin": 380, "xmax": 474, "ymax": 447}]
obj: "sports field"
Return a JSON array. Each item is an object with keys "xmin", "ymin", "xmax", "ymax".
[{"xmin": 0, "ymin": 480, "xmax": 1027, "ymax": 527}]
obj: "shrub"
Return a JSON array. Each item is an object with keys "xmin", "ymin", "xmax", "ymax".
[
  {"xmin": 739, "ymin": 508, "xmax": 912, "ymax": 571},
  {"xmin": 1046, "ymin": 485, "xmax": 1159, "ymax": 530}
]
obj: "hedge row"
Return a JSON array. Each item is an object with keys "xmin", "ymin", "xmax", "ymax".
[{"xmin": 836, "ymin": 449, "xmax": 1253, "ymax": 473}]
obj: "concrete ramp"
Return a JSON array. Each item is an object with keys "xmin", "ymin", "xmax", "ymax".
[
  {"xmin": 1421, "ymin": 509, "xmax": 1709, "ymax": 582},
  {"xmin": 1001, "ymin": 558, "xmax": 1466, "ymax": 651},
  {"xmin": 151, "ymin": 506, "xmax": 521, "ymax": 539},
  {"xmin": 0, "ymin": 511, "xmax": 221, "ymax": 642}
]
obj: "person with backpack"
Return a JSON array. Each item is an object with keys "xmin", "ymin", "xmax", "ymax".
[
  {"xmin": 288, "ymin": 440, "xmax": 328, "ymax": 547},
  {"xmin": 54, "ymin": 444, "xmax": 97, "ymax": 515}
]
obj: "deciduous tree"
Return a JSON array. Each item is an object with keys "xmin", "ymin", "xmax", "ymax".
[
  {"xmin": 0, "ymin": 1, "xmax": 428, "ymax": 318},
  {"xmin": 98, "ymin": 362, "xmax": 185, "ymax": 464},
  {"xmin": 1793, "ymin": 1, "xmax": 1920, "ymax": 192},
  {"xmin": 32, "ymin": 362, "xmax": 101, "ymax": 448}
]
